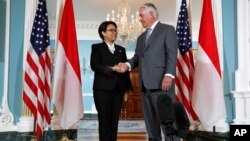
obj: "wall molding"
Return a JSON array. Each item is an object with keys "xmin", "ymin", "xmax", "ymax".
[
  {"xmin": 0, "ymin": 0, "xmax": 14, "ymax": 131},
  {"xmin": 49, "ymin": 20, "xmax": 100, "ymax": 40},
  {"xmin": 232, "ymin": 0, "xmax": 250, "ymax": 124},
  {"xmin": 49, "ymin": 20, "xmax": 200, "ymax": 41}
]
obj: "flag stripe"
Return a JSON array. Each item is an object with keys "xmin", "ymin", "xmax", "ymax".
[
  {"xmin": 198, "ymin": 0, "xmax": 221, "ymax": 77},
  {"xmin": 23, "ymin": 92, "xmax": 37, "ymax": 117},
  {"xmin": 23, "ymin": 85, "xmax": 37, "ymax": 106},
  {"xmin": 24, "ymin": 72, "xmax": 38, "ymax": 96},
  {"xmin": 176, "ymin": 57, "xmax": 191, "ymax": 93},
  {"xmin": 58, "ymin": 0, "xmax": 81, "ymax": 82},
  {"xmin": 27, "ymin": 51, "xmax": 39, "ymax": 76}
]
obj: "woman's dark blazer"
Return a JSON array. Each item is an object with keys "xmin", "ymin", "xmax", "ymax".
[{"xmin": 90, "ymin": 42, "xmax": 132, "ymax": 92}]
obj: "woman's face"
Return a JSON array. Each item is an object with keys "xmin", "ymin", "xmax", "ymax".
[{"xmin": 102, "ymin": 24, "xmax": 117, "ymax": 43}]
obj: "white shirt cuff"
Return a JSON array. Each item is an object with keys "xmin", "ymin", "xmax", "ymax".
[
  {"xmin": 165, "ymin": 73, "xmax": 175, "ymax": 79},
  {"xmin": 125, "ymin": 62, "xmax": 131, "ymax": 71}
]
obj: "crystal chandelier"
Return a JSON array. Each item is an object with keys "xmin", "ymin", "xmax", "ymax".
[{"xmin": 106, "ymin": 0, "xmax": 144, "ymax": 46}]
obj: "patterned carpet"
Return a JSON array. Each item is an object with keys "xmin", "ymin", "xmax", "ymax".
[{"xmin": 77, "ymin": 120, "xmax": 146, "ymax": 133}]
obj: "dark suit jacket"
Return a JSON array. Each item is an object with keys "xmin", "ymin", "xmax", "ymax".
[
  {"xmin": 90, "ymin": 42, "xmax": 132, "ymax": 92},
  {"xmin": 129, "ymin": 22, "xmax": 178, "ymax": 91}
]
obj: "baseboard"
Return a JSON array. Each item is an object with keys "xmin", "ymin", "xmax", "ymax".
[
  {"xmin": 83, "ymin": 113, "xmax": 97, "ymax": 119},
  {"xmin": 0, "ymin": 129, "xmax": 77, "ymax": 141},
  {"xmin": 187, "ymin": 131, "xmax": 229, "ymax": 141}
]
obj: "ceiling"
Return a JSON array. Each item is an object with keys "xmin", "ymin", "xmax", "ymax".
[
  {"xmin": 46, "ymin": 0, "xmax": 203, "ymax": 40},
  {"xmin": 47, "ymin": 0, "xmax": 202, "ymax": 24}
]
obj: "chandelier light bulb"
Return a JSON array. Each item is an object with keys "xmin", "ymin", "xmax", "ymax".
[{"xmin": 105, "ymin": 0, "xmax": 144, "ymax": 47}]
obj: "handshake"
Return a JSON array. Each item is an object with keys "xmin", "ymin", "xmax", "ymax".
[{"xmin": 111, "ymin": 62, "xmax": 129, "ymax": 73}]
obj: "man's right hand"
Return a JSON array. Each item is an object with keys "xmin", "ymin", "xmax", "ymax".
[{"xmin": 116, "ymin": 63, "xmax": 129, "ymax": 73}]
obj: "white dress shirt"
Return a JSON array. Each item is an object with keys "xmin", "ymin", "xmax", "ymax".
[{"xmin": 105, "ymin": 41, "xmax": 115, "ymax": 54}]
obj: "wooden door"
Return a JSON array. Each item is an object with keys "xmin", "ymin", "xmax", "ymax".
[{"xmin": 120, "ymin": 68, "xmax": 144, "ymax": 119}]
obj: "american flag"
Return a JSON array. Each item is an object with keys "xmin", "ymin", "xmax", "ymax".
[
  {"xmin": 23, "ymin": 0, "xmax": 51, "ymax": 138},
  {"xmin": 175, "ymin": 0, "xmax": 198, "ymax": 121}
]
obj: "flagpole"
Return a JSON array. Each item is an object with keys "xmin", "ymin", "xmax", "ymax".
[
  {"xmin": 54, "ymin": 0, "xmax": 71, "ymax": 141},
  {"xmin": 186, "ymin": 0, "xmax": 201, "ymax": 131},
  {"xmin": 59, "ymin": 131, "xmax": 72, "ymax": 141},
  {"xmin": 175, "ymin": 0, "xmax": 200, "ymax": 131},
  {"xmin": 31, "ymin": 118, "xmax": 38, "ymax": 141},
  {"xmin": 53, "ymin": 0, "xmax": 83, "ymax": 140}
]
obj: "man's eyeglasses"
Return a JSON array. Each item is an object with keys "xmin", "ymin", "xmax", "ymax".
[{"xmin": 106, "ymin": 29, "xmax": 117, "ymax": 33}]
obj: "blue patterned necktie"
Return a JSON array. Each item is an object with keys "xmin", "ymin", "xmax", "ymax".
[{"xmin": 145, "ymin": 28, "xmax": 152, "ymax": 46}]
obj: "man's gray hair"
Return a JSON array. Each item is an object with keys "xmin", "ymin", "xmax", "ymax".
[{"xmin": 141, "ymin": 3, "xmax": 158, "ymax": 19}]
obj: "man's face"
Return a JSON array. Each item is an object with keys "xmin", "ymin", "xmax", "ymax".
[{"xmin": 139, "ymin": 8, "xmax": 155, "ymax": 29}]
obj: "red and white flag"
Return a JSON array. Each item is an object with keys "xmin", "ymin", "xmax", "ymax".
[
  {"xmin": 22, "ymin": 0, "xmax": 51, "ymax": 138},
  {"xmin": 192, "ymin": 0, "xmax": 227, "ymax": 131},
  {"xmin": 52, "ymin": 0, "xmax": 83, "ymax": 129}
]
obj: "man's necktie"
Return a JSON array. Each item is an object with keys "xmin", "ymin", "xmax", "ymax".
[{"xmin": 145, "ymin": 28, "xmax": 152, "ymax": 46}]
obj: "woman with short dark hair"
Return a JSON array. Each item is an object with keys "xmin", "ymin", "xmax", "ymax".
[{"xmin": 90, "ymin": 21, "xmax": 132, "ymax": 141}]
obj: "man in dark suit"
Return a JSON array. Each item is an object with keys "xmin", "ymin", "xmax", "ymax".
[
  {"xmin": 119, "ymin": 3, "xmax": 179, "ymax": 141},
  {"xmin": 90, "ymin": 21, "xmax": 132, "ymax": 141}
]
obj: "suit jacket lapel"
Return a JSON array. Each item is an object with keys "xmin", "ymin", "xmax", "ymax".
[
  {"xmin": 103, "ymin": 41, "xmax": 116, "ymax": 55},
  {"xmin": 114, "ymin": 44, "xmax": 119, "ymax": 55},
  {"xmin": 102, "ymin": 42, "xmax": 109, "ymax": 51},
  {"xmin": 142, "ymin": 31, "xmax": 148, "ymax": 51},
  {"xmin": 143, "ymin": 22, "xmax": 161, "ymax": 52}
]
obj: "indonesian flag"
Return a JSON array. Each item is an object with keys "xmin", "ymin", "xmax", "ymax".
[
  {"xmin": 192, "ymin": 0, "xmax": 227, "ymax": 132},
  {"xmin": 52, "ymin": 0, "xmax": 83, "ymax": 129}
]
